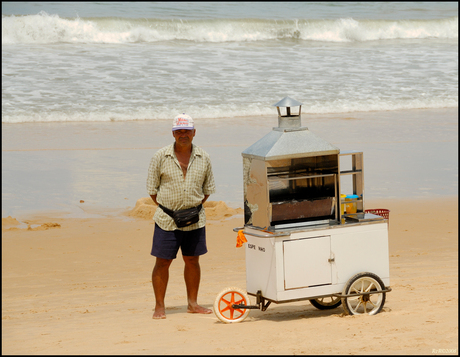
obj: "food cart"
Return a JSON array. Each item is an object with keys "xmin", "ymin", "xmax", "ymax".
[{"xmin": 213, "ymin": 97, "xmax": 391, "ymax": 323}]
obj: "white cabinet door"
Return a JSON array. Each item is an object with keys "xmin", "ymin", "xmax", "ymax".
[{"xmin": 283, "ymin": 236, "xmax": 331, "ymax": 290}]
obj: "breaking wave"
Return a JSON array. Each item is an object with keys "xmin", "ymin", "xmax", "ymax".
[{"xmin": 2, "ymin": 12, "xmax": 458, "ymax": 44}]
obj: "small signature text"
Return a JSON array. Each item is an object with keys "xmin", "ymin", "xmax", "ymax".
[{"xmin": 432, "ymin": 349, "xmax": 457, "ymax": 354}]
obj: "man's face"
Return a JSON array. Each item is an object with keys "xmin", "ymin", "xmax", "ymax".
[{"xmin": 173, "ymin": 129, "xmax": 196, "ymax": 147}]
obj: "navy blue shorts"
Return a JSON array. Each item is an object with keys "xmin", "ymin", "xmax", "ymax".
[{"xmin": 150, "ymin": 224, "xmax": 208, "ymax": 260}]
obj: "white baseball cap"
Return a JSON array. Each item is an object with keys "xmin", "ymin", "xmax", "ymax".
[{"xmin": 172, "ymin": 113, "xmax": 194, "ymax": 131}]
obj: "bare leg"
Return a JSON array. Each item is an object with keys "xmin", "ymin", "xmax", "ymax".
[
  {"xmin": 183, "ymin": 255, "xmax": 212, "ymax": 314},
  {"xmin": 152, "ymin": 257, "xmax": 173, "ymax": 319}
]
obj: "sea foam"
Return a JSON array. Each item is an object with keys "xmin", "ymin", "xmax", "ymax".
[{"xmin": 2, "ymin": 12, "xmax": 458, "ymax": 45}]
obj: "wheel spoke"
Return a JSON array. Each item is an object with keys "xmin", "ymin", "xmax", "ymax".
[
  {"xmin": 221, "ymin": 297, "xmax": 231, "ymax": 304},
  {"xmin": 353, "ymin": 299, "xmax": 363, "ymax": 313},
  {"xmin": 220, "ymin": 294, "xmax": 235, "ymax": 313},
  {"xmin": 368, "ymin": 299, "xmax": 377, "ymax": 308},
  {"xmin": 362, "ymin": 301, "xmax": 368, "ymax": 314},
  {"xmin": 365, "ymin": 282, "xmax": 375, "ymax": 293},
  {"xmin": 219, "ymin": 292, "xmax": 246, "ymax": 319},
  {"xmin": 220, "ymin": 298, "xmax": 231, "ymax": 311}
]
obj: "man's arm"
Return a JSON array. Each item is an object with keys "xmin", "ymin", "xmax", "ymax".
[{"xmin": 147, "ymin": 153, "xmax": 161, "ymax": 203}]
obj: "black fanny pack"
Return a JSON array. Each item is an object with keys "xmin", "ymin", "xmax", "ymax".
[{"xmin": 159, "ymin": 204, "xmax": 203, "ymax": 228}]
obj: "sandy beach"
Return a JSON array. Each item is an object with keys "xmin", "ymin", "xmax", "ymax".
[
  {"xmin": 2, "ymin": 195, "xmax": 458, "ymax": 355},
  {"xmin": 2, "ymin": 108, "xmax": 458, "ymax": 354},
  {"xmin": 3, "ymin": 1, "xmax": 458, "ymax": 353}
]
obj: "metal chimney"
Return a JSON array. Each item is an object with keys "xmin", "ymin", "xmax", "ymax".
[
  {"xmin": 242, "ymin": 97, "xmax": 339, "ymax": 161},
  {"xmin": 273, "ymin": 96, "xmax": 303, "ymax": 129}
]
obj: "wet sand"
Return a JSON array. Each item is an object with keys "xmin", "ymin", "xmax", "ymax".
[{"xmin": 2, "ymin": 108, "xmax": 458, "ymax": 218}]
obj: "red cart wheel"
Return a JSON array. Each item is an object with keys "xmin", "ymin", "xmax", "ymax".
[{"xmin": 213, "ymin": 287, "xmax": 250, "ymax": 323}]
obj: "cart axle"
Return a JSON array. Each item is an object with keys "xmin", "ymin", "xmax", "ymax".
[
  {"xmin": 232, "ymin": 290, "xmax": 271, "ymax": 311},
  {"xmin": 232, "ymin": 304, "xmax": 260, "ymax": 310},
  {"xmin": 333, "ymin": 287, "xmax": 392, "ymax": 299}
]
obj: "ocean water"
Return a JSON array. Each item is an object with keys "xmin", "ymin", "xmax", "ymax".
[
  {"xmin": 2, "ymin": 2, "xmax": 458, "ymax": 123},
  {"xmin": 1, "ymin": 2, "xmax": 458, "ymax": 218}
]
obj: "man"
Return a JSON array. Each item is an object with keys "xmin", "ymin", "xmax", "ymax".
[{"xmin": 146, "ymin": 113, "xmax": 216, "ymax": 319}]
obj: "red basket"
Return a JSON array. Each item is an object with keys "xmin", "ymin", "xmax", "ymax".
[{"xmin": 365, "ymin": 209, "xmax": 390, "ymax": 220}]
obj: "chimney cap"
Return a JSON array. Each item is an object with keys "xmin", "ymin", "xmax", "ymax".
[{"xmin": 272, "ymin": 96, "xmax": 302, "ymax": 108}]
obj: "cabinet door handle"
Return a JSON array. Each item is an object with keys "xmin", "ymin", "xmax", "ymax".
[{"xmin": 328, "ymin": 258, "xmax": 335, "ymax": 263}]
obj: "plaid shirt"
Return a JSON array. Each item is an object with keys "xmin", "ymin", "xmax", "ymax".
[{"xmin": 147, "ymin": 143, "xmax": 216, "ymax": 231}]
